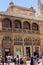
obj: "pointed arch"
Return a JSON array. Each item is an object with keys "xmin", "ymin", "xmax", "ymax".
[
  {"xmin": 33, "ymin": 38, "xmax": 40, "ymax": 45},
  {"xmin": 2, "ymin": 36, "xmax": 12, "ymax": 44}
]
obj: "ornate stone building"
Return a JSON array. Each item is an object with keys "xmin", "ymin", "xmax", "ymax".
[{"xmin": 0, "ymin": 0, "xmax": 43, "ymax": 59}]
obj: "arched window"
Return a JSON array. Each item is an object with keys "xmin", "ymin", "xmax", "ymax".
[
  {"xmin": 2, "ymin": 18, "xmax": 12, "ymax": 29},
  {"xmin": 2, "ymin": 36, "xmax": 12, "ymax": 44},
  {"xmin": 24, "ymin": 37, "xmax": 32, "ymax": 45},
  {"xmin": 32, "ymin": 23, "xmax": 39, "ymax": 31},
  {"xmin": 14, "ymin": 37, "xmax": 23, "ymax": 45},
  {"xmin": 14, "ymin": 20, "xmax": 22, "ymax": 28},
  {"xmin": 33, "ymin": 38, "xmax": 40, "ymax": 45},
  {"xmin": 14, "ymin": 37, "xmax": 23, "ymax": 41},
  {"xmin": 23, "ymin": 21, "xmax": 30, "ymax": 30},
  {"xmin": 24, "ymin": 37, "xmax": 31, "ymax": 41}
]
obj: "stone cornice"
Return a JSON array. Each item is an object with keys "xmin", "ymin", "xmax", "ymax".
[{"xmin": 0, "ymin": 12, "xmax": 43, "ymax": 21}]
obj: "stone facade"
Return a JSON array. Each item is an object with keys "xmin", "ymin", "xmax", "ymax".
[
  {"xmin": 38, "ymin": 0, "xmax": 43, "ymax": 17},
  {"xmin": 0, "ymin": 0, "xmax": 43, "ymax": 60},
  {"xmin": 6, "ymin": 2, "xmax": 35, "ymax": 16}
]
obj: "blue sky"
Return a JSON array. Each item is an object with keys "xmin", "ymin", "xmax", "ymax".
[{"xmin": 0, "ymin": 0, "xmax": 43, "ymax": 13}]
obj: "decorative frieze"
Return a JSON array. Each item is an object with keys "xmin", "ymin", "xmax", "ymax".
[{"xmin": 14, "ymin": 42, "xmax": 23, "ymax": 45}]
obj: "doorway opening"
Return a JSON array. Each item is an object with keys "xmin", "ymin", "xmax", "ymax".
[
  {"xmin": 5, "ymin": 48, "xmax": 10, "ymax": 61},
  {"xmin": 35, "ymin": 47, "xmax": 39, "ymax": 57},
  {"xmin": 26, "ymin": 47, "xmax": 30, "ymax": 60}
]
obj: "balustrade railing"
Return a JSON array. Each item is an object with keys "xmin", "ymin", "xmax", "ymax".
[
  {"xmin": 0, "ymin": 28, "xmax": 39, "ymax": 34},
  {"xmin": 23, "ymin": 29, "xmax": 31, "ymax": 33},
  {"xmin": 13, "ymin": 28, "xmax": 22, "ymax": 32},
  {"xmin": 2, "ymin": 27, "xmax": 12, "ymax": 32},
  {"xmin": 32, "ymin": 30, "xmax": 39, "ymax": 34}
]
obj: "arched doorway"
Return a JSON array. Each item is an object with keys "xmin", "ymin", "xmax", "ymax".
[
  {"xmin": 24, "ymin": 37, "xmax": 32, "ymax": 59},
  {"xmin": 2, "ymin": 36, "xmax": 13, "ymax": 60}
]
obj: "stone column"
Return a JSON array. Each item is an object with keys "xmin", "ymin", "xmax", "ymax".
[
  {"xmin": 11, "ymin": 35, "xmax": 14, "ymax": 56},
  {"xmin": 22, "ymin": 21, "xmax": 24, "ymax": 55},
  {"xmin": 11, "ymin": 19, "xmax": 14, "ymax": 56},
  {"xmin": 0, "ymin": 40, "xmax": 2, "ymax": 56}
]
